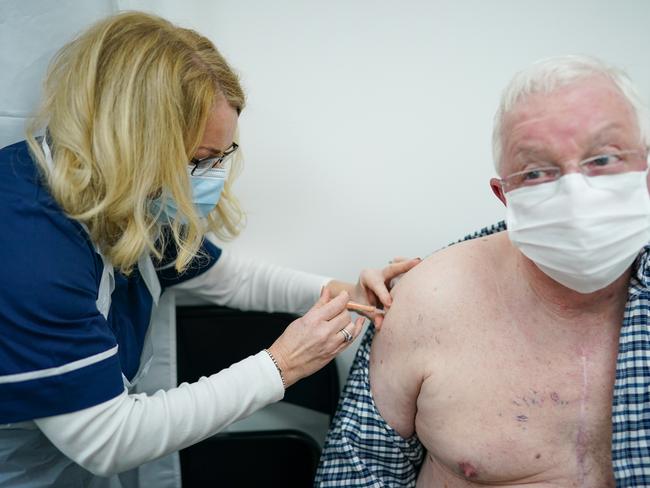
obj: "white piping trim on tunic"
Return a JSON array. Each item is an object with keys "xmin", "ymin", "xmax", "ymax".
[{"xmin": 0, "ymin": 345, "xmax": 118, "ymax": 384}]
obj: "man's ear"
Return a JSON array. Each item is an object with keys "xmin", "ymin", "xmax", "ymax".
[{"xmin": 490, "ymin": 178, "xmax": 507, "ymax": 206}]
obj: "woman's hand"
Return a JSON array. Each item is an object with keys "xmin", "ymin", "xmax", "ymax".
[
  {"xmin": 267, "ymin": 289, "xmax": 364, "ymax": 388},
  {"xmin": 326, "ymin": 257, "xmax": 421, "ymax": 329}
]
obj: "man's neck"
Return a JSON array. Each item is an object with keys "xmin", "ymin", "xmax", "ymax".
[{"xmin": 515, "ymin": 251, "xmax": 631, "ymax": 321}]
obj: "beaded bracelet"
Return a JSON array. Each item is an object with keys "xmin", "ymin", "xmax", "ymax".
[{"xmin": 264, "ymin": 349, "xmax": 286, "ymax": 390}]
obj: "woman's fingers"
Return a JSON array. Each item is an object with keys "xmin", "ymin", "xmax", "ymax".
[
  {"xmin": 312, "ymin": 290, "xmax": 349, "ymax": 320},
  {"xmin": 349, "ymin": 316, "xmax": 365, "ymax": 342},
  {"xmin": 383, "ymin": 258, "xmax": 422, "ymax": 301},
  {"xmin": 314, "ymin": 286, "xmax": 331, "ymax": 307},
  {"xmin": 337, "ymin": 327, "xmax": 353, "ymax": 344},
  {"xmin": 383, "ymin": 257, "xmax": 421, "ymax": 281},
  {"xmin": 334, "ymin": 316, "xmax": 365, "ymax": 353},
  {"xmin": 361, "ymin": 271, "xmax": 393, "ymax": 308},
  {"xmin": 373, "ymin": 312, "xmax": 385, "ymax": 331},
  {"xmin": 323, "ymin": 308, "xmax": 354, "ymax": 337},
  {"xmin": 358, "ymin": 258, "xmax": 420, "ymax": 310},
  {"xmin": 390, "ymin": 256, "xmax": 409, "ymax": 263}
]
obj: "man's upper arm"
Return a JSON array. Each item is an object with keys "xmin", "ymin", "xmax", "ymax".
[
  {"xmin": 371, "ymin": 233, "xmax": 499, "ymax": 441},
  {"xmin": 369, "ymin": 265, "xmax": 431, "ymax": 439},
  {"xmin": 315, "ymin": 325, "xmax": 425, "ymax": 487}
]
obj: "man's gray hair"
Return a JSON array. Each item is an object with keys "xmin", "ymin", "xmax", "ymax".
[{"xmin": 492, "ymin": 55, "xmax": 650, "ymax": 174}]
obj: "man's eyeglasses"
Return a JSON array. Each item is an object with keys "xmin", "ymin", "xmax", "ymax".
[
  {"xmin": 499, "ymin": 149, "xmax": 647, "ymax": 193},
  {"xmin": 189, "ymin": 142, "xmax": 239, "ymax": 176}
]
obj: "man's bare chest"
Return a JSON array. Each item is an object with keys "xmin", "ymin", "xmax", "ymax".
[{"xmin": 414, "ymin": 314, "xmax": 620, "ymax": 486}]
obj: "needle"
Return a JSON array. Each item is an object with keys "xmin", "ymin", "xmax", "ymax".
[{"xmin": 346, "ymin": 301, "xmax": 386, "ymax": 315}]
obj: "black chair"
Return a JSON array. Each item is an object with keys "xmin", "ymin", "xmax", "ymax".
[
  {"xmin": 176, "ymin": 305, "xmax": 340, "ymax": 487},
  {"xmin": 179, "ymin": 430, "xmax": 321, "ymax": 487}
]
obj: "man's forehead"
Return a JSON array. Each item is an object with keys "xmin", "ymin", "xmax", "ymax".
[
  {"xmin": 508, "ymin": 76, "xmax": 632, "ymax": 122},
  {"xmin": 502, "ymin": 76, "xmax": 639, "ymax": 156}
]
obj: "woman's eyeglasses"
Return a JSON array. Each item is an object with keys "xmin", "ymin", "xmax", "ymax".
[{"xmin": 189, "ymin": 142, "xmax": 239, "ymax": 176}]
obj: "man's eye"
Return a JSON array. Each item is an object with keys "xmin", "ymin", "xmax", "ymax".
[
  {"xmin": 590, "ymin": 155, "xmax": 615, "ymax": 167},
  {"xmin": 523, "ymin": 170, "xmax": 544, "ymax": 180},
  {"xmin": 519, "ymin": 168, "xmax": 558, "ymax": 186}
]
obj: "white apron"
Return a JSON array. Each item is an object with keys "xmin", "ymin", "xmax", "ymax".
[
  {"xmin": 0, "ymin": 139, "xmax": 178, "ymax": 488},
  {"xmin": 41, "ymin": 137, "xmax": 162, "ymax": 389}
]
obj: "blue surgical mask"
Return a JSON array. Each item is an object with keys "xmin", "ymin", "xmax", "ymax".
[{"xmin": 151, "ymin": 167, "xmax": 227, "ymax": 222}]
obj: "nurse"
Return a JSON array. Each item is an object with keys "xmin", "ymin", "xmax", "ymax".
[{"xmin": 0, "ymin": 11, "xmax": 418, "ymax": 486}]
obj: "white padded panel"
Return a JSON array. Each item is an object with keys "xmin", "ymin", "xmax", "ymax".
[{"xmin": 0, "ymin": 0, "xmax": 116, "ymax": 145}]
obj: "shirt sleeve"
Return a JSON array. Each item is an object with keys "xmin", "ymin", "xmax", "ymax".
[
  {"xmin": 172, "ymin": 245, "xmax": 332, "ymax": 315},
  {"xmin": 0, "ymin": 188, "xmax": 123, "ymax": 423},
  {"xmin": 35, "ymin": 351, "xmax": 284, "ymax": 477}
]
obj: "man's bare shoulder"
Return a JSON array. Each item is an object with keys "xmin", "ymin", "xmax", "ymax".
[
  {"xmin": 372, "ymin": 230, "xmax": 510, "ymax": 365},
  {"xmin": 390, "ymin": 231, "xmax": 509, "ymax": 318}
]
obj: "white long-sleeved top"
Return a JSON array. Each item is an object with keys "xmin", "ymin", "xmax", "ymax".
[
  {"xmin": 173, "ymin": 247, "xmax": 332, "ymax": 315},
  {"xmin": 33, "ymin": 249, "xmax": 332, "ymax": 478}
]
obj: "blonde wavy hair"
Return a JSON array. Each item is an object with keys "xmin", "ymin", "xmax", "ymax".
[{"xmin": 26, "ymin": 11, "xmax": 246, "ymax": 275}]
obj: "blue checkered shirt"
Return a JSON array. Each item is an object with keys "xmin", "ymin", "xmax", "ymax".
[{"xmin": 315, "ymin": 222, "xmax": 650, "ymax": 487}]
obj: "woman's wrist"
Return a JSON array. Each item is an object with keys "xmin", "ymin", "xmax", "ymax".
[{"xmin": 264, "ymin": 348, "xmax": 287, "ymax": 390}]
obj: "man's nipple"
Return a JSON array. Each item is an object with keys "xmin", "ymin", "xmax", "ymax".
[{"xmin": 458, "ymin": 461, "xmax": 478, "ymax": 478}]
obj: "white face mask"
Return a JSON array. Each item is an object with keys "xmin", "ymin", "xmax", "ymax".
[{"xmin": 505, "ymin": 171, "xmax": 650, "ymax": 293}]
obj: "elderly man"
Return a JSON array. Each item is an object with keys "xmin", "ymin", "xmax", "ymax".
[{"xmin": 316, "ymin": 55, "xmax": 650, "ymax": 487}]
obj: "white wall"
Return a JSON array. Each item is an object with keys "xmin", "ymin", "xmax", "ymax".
[
  {"xmin": 5, "ymin": 0, "xmax": 650, "ymax": 281},
  {"xmin": 119, "ymin": 0, "xmax": 650, "ymax": 280},
  {"xmin": 0, "ymin": 0, "xmax": 116, "ymax": 146}
]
